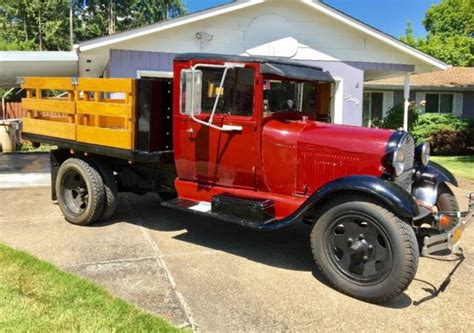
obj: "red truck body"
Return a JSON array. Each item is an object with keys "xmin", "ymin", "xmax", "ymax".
[{"xmin": 21, "ymin": 53, "xmax": 472, "ymax": 303}]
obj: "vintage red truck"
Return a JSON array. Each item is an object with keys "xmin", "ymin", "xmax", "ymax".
[{"xmin": 21, "ymin": 53, "xmax": 473, "ymax": 303}]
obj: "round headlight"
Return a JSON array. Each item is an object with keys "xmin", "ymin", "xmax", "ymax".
[
  {"xmin": 421, "ymin": 142, "xmax": 430, "ymax": 166},
  {"xmin": 393, "ymin": 149, "xmax": 405, "ymax": 176}
]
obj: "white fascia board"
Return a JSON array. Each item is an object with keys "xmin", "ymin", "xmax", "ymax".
[
  {"xmin": 79, "ymin": 0, "xmax": 264, "ymax": 52},
  {"xmin": 302, "ymin": 0, "xmax": 449, "ymax": 70}
]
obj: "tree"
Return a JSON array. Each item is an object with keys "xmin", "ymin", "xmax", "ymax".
[
  {"xmin": 0, "ymin": 0, "xmax": 187, "ymax": 51},
  {"xmin": 0, "ymin": 0, "xmax": 71, "ymax": 51},
  {"xmin": 400, "ymin": 0, "xmax": 474, "ymax": 66}
]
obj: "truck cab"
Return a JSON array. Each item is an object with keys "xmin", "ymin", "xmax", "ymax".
[{"xmin": 20, "ymin": 53, "xmax": 472, "ymax": 304}]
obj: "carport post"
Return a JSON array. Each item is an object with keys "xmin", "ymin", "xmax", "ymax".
[{"xmin": 403, "ymin": 73, "xmax": 411, "ymax": 131}]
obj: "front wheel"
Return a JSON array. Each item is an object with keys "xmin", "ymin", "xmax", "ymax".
[
  {"xmin": 310, "ymin": 196, "xmax": 419, "ymax": 303},
  {"xmin": 436, "ymin": 184, "xmax": 459, "ymax": 214}
]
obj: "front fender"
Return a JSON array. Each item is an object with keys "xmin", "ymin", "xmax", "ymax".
[
  {"xmin": 305, "ymin": 175, "xmax": 420, "ymax": 219},
  {"xmin": 413, "ymin": 161, "xmax": 458, "ymax": 206},
  {"xmin": 424, "ymin": 161, "xmax": 458, "ymax": 186},
  {"xmin": 261, "ymin": 175, "xmax": 419, "ymax": 231}
]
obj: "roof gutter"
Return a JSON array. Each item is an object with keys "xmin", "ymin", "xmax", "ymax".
[{"xmin": 365, "ymin": 84, "xmax": 474, "ymax": 92}]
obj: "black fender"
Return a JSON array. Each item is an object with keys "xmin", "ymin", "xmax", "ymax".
[
  {"xmin": 261, "ymin": 175, "xmax": 419, "ymax": 231},
  {"xmin": 413, "ymin": 161, "xmax": 458, "ymax": 206},
  {"xmin": 424, "ymin": 161, "xmax": 458, "ymax": 186}
]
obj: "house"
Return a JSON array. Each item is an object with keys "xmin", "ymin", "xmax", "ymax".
[
  {"xmin": 364, "ymin": 67, "xmax": 474, "ymax": 126},
  {"xmin": 0, "ymin": 0, "xmax": 449, "ymax": 127}
]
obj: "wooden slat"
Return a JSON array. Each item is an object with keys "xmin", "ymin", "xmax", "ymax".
[
  {"xmin": 77, "ymin": 78, "xmax": 134, "ymax": 93},
  {"xmin": 128, "ymin": 80, "xmax": 136, "ymax": 150},
  {"xmin": 21, "ymin": 77, "xmax": 75, "ymax": 90},
  {"xmin": 23, "ymin": 118, "xmax": 76, "ymax": 140},
  {"xmin": 22, "ymin": 98, "xmax": 76, "ymax": 114},
  {"xmin": 76, "ymin": 101, "xmax": 132, "ymax": 118},
  {"xmin": 76, "ymin": 125, "xmax": 132, "ymax": 150}
]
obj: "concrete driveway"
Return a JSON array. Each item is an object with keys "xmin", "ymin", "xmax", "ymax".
[{"xmin": 1, "ymin": 184, "xmax": 474, "ymax": 331}]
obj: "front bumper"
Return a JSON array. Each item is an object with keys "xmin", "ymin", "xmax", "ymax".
[{"xmin": 421, "ymin": 189, "xmax": 473, "ymax": 256}]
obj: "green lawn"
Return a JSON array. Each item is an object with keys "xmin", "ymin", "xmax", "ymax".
[
  {"xmin": 431, "ymin": 156, "xmax": 474, "ymax": 181},
  {"xmin": 0, "ymin": 243, "xmax": 179, "ymax": 332}
]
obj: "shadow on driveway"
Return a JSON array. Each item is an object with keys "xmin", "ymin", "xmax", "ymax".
[{"xmin": 93, "ymin": 193, "xmax": 413, "ymax": 309}]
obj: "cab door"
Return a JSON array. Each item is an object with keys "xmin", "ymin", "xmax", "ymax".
[{"xmin": 174, "ymin": 64, "xmax": 258, "ymax": 190}]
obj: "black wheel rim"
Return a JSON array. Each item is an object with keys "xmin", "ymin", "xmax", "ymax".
[
  {"xmin": 324, "ymin": 213, "xmax": 393, "ymax": 284},
  {"xmin": 61, "ymin": 170, "xmax": 89, "ymax": 216}
]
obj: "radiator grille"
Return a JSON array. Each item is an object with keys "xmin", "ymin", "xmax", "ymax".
[{"xmin": 393, "ymin": 134, "xmax": 415, "ymax": 193}]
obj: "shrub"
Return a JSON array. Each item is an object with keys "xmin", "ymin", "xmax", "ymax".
[
  {"xmin": 429, "ymin": 129, "xmax": 468, "ymax": 155},
  {"xmin": 411, "ymin": 113, "xmax": 470, "ymax": 142},
  {"xmin": 381, "ymin": 103, "xmax": 421, "ymax": 132},
  {"xmin": 411, "ymin": 113, "xmax": 471, "ymax": 155}
]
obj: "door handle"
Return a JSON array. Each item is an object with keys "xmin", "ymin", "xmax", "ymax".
[
  {"xmin": 222, "ymin": 125, "xmax": 243, "ymax": 132},
  {"xmin": 186, "ymin": 127, "xmax": 194, "ymax": 138}
]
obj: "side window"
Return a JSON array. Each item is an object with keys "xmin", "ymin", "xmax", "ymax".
[{"xmin": 201, "ymin": 67, "xmax": 255, "ymax": 116}]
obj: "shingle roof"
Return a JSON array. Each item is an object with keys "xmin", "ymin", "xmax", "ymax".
[{"xmin": 365, "ymin": 67, "xmax": 474, "ymax": 89}]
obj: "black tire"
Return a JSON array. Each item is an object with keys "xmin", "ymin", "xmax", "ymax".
[
  {"xmin": 90, "ymin": 159, "xmax": 118, "ymax": 221},
  {"xmin": 158, "ymin": 192, "xmax": 177, "ymax": 202},
  {"xmin": 437, "ymin": 184, "xmax": 459, "ymax": 213},
  {"xmin": 56, "ymin": 158, "xmax": 105, "ymax": 226},
  {"xmin": 310, "ymin": 195, "xmax": 419, "ymax": 303}
]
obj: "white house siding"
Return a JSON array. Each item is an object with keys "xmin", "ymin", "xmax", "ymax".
[
  {"xmin": 86, "ymin": 2, "xmax": 432, "ymax": 68},
  {"xmin": 80, "ymin": 1, "xmax": 442, "ymax": 126},
  {"xmin": 382, "ymin": 91, "xmax": 394, "ymax": 116},
  {"xmin": 453, "ymin": 93, "xmax": 463, "ymax": 117}
]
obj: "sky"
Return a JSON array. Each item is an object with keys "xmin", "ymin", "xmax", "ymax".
[{"xmin": 182, "ymin": 0, "xmax": 441, "ymax": 39}]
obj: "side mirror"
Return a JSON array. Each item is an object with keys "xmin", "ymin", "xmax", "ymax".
[{"xmin": 181, "ymin": 69, "xmax": 202, "ymax": 116}]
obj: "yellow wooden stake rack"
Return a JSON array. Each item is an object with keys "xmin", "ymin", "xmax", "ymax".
[{"xmin": 21, "ymin": 77, "xmax": 136, "ymax": 150}]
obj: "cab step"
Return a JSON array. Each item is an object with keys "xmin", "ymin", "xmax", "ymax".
[{"xmin": 161, "ymin": 194, "xmax": 276, "ymax": 228}]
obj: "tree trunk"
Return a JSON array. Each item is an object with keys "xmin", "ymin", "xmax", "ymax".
[
  {"xmin": 69, "ymin": 0, "xmax": 74, "ymax": 50},
  {"xmin": 38, "ymin": 3, "xmax": 43, "ymax": 51},
  {"xmin": 108, "ymin": 0, "xmax": 116, "ymax": 35},
  {"xmin": 23, "ymin": 16, "xmax": 29, "ymax": 40}
]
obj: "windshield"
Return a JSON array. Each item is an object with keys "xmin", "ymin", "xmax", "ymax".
[
  {"xmin": 263, "ymin": 79, "xmax": 317, "ymax": 115},
  {"xmin": 263, "ymin": 79, "xmax": 331, "ymax": 122}
]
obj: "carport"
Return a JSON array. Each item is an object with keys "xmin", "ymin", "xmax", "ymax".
[{"xmin": 0, "ymin": 51, "xmax": 78, "ymax": 118}]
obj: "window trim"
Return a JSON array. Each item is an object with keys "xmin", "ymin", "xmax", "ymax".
[{"xmin": 363, "ymin": 91, "xmax": 384, "ymax": 127}]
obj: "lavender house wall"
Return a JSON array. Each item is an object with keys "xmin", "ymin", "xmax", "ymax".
[
  {"xmin": 384, "ymin": 89, "xmax": 474, "ymax": 119},
  {"xmin": 109, "ymin": 49, "xmax": 364, "ymax": 125},
  {"xmin": 302, "ymin": 60, "xmax": 364, "ymax": 126},
  {"xmin": 463, "ymin": 92, "xmax": 474, "ymax": 119},
  {"xmin": 108, "ymin": 49, "xmax": 175, "ymax": 78},
  {"xmin": 393, "ymin": 90, "xmax": 416, "ymax": 105}
]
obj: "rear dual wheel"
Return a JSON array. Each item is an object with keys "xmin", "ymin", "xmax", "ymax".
[
  {"xmin": 311, "ymin": 196, "xmax": 419, "ymax": 303},
  {"xmin": 56, "ymin": 158, "xmax": 117, "ymax": 225}
]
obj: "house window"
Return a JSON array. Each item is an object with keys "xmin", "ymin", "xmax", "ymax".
[
  {"xmin": 425, "ymin": 94, "xmax": 453, "ymax": 113},
  {"xmin": 362, "ymin": 92, "xmax": 383, "ymax": 127}
]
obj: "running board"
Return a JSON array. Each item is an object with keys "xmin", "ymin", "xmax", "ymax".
[{"xmin": 162, "ymin": 198, "xmax": 276, "ymax": 229}]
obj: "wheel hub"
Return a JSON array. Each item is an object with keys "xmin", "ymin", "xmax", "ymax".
[
  {"xmin": 62, "ymin": 171, "xmax": 89, "ymax": 215},
  {"xmin": 327, "ymin": 215, "xmax": 393, "ymax": 283},
  {"xmin": 349, "ymin": 238, "xmax": 372, "ymax": 262}
]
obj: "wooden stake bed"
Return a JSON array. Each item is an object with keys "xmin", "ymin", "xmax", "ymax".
[{"xmin": 21, "ymin": 77, "xmax": 136, "ymax": 150}]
